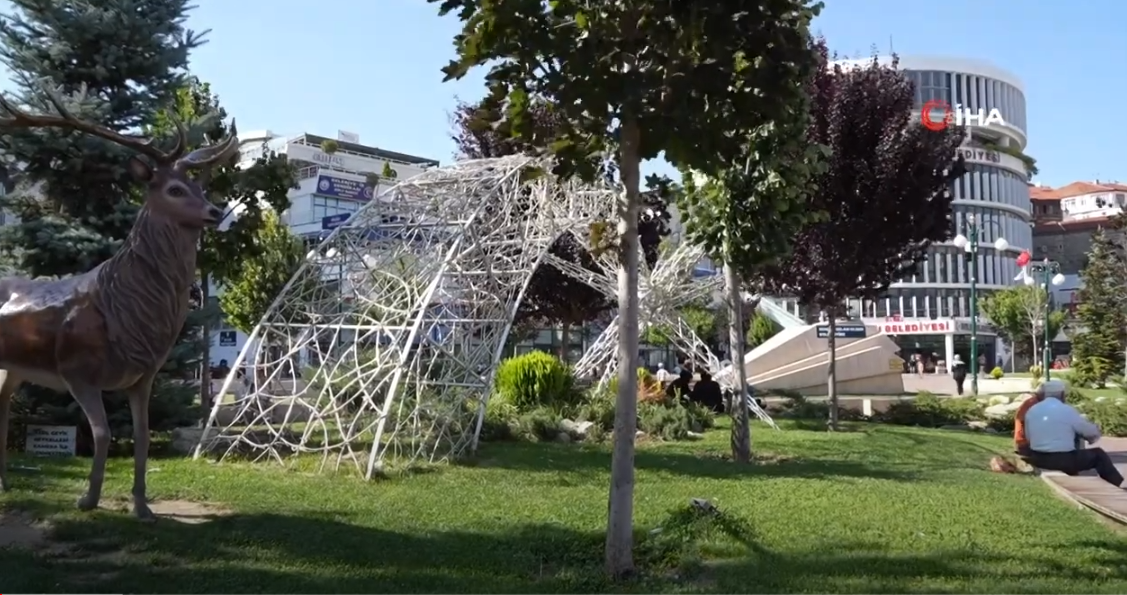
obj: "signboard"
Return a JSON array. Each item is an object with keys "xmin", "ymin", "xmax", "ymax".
[
  {"xmin": 816, "ymin": 324, "xmax": 867, "ymax": 339},
  {"xmin": 218, "ymin": 331, "xmax": 237, "ymax": 347},
  {"xmin": 25, "ymin": 425, "xmax": 77, "ymax": 457},
  {"xmin": 957, "ymin": 147, "xmax": 1001, "ymax": 164},
  {"xmin": 315, "ymin": 174, "xmax": 374, "ymax": 202},
  {"xmin": 889, "ymin": 358, "xmax": 904, "ymax": 372},
  {"xmin": 877, "ymin": 316, "xmax": 954, "ymax": 335},
  {"xmin": 322, "ymin": 213, "xmax": 351, "ymax": 230},
  {"xmin": 310, "ymin": 151, "xmax": 345, "ymax": 168}
]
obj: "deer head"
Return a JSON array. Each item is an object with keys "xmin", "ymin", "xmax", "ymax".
[{"xmin": 0, "ymin": 89, "xmax": 239, "ymax": 229}]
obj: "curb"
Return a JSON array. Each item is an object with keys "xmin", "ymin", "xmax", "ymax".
[{"xmin": 1041, "ymin": 474, "xmax": 1127, "ymax": 525}]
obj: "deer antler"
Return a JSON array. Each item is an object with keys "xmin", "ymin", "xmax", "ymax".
[{"xmin": 0, "ymin": 84, "xmax": 188, "ymax": 165}]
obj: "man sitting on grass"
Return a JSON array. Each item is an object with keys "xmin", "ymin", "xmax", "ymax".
[{"xmin": 1024, "ymin": 379, "xmax": 1125, "ymax": 488}]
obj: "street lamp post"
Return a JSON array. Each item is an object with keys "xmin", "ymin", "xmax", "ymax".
[
  {"xmin": 1024, "ymin": 259, "xmax": 1066, "ymax": 383},
  {"xmin": 953, "ymin": 215, "xmax": 1009, "ymax": 397}
]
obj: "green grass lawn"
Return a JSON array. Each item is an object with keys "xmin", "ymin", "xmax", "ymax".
[{"xmin": 3, "ymin": 420, "xmax": 1127, "ymax": 594}]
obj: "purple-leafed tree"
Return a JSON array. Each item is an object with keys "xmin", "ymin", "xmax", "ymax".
[
  {"xmin": 761, "ymin": 46, "xmax": 966, "ymax": 430},
  {"xmin": 450, "ymin": 98, "xmax": 672, "ymax": 361}
]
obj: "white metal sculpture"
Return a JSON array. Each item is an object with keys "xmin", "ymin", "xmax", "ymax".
[
  {"xmin": 194, "ymin": 156, "xmax": 779, "ymax": 478},
  {"xmin": 550, "ymin": 243, "xmax": 778, "ymax": 428},
  {"xmin": 194, "ymin": 156, "xmax": 619, "ymax": 477}
]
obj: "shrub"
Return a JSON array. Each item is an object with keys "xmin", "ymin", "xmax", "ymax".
[
  {"xmin": 608, "ymin": 367, "xmax": 668, "ymax": 404},
  {"xmin": 638, "ymin": 400, "xmax": 715, "ymax": 441},
  {"xmin": 493, "ymin": 351, "xmax": 577, "ymax": 412},
  {"xmin": 876, "ymin": 391, "xmax": 984, "ymax": 427},
  {"xmin": 990, "ymin": 366, "xmax": 1004, "ymax": 380},
  {"xmin": 578, "ymin": 383, "xmax": 714, "ymax": 442},
  {"xmin": 576, "ymin": 389, "xmax": 616, "ymax": 432},
  {"xmin": 1073, "ymin": 356, "xmax": 1116, "ymax": 388},
  {"xmin": 1071, "ymin": 388, "xmax": 1127, "ymax": 438},
  {"xmin": 478, "ymin": 399, "xmax": 519, "ymax": 442},
  {"xmin": 774, "ymin": 394, "xmax": 865, "ymax": 422},
  {"xmin": 987, "ymin": 413, "xmax": 1015, "ymax": 434},
  {"xmin": 512, "ymin": 407, "xmax": 568, "ymax": 442}
]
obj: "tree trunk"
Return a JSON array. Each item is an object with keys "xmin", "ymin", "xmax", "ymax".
[
  {"xmin": 199, "ymin": 271, "xmax": 213, "ymax": 415},
  {"xmin": 559, "ymin": 321, "xmax": 571, "ymax": 363},
  {"xmin": 827, "ymin": 314, "xmax": 839, "ymax": 431},
  {"xmin": 605, "ymin": 116, "xmax": 641, "ymax": 580},
  {"xmin": 723, "ymin": 259, "xmax": 750, "ymax": 462}
]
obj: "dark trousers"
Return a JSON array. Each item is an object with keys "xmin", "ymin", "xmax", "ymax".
[
  {"xmin": 953, "ymin": 374, "xmax": 966, "ymax": 396},
  {"xmin": 1027, "ymin": 448, "xmax": 1125, "ymax": 487}
]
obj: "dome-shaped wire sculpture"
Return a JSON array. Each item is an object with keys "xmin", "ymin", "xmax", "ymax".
[{"xmin": 194, "ymin": 155, "xmax": 776, "ymax": 479}]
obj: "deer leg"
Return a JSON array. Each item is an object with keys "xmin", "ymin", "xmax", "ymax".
[
  {"xmin": 0, "ymin": 371, "xmax": 20, "ymax": 492},
  {"xmin": 67, "ymin": 382, "xmax": 109, "ymax": 512},
  {"xmin": 124, "ymin": 374, "xmax": 155, "ymax": 521}
]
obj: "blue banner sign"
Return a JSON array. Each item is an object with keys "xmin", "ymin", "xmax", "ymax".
[
  {"xmin": 321, "ymin": 213, "xmax": 351, "ymax": 230},
  {"xmin": 315, "ymin": 174, "xmax": 374, "ymax": 202},
  {"xmin": 816, "ymin": 324, "xmax": 867, "ymax": 339}
]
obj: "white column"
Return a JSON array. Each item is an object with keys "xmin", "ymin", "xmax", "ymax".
[{"xmin": 945, "ymin": 334, "xmax": 956, "ymax": 376}]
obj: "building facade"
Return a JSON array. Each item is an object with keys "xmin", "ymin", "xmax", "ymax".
[
  {"xmin": 775, "ymin": 57, "xmax": 1034, "ymax": 370},
  {"xmin": 208, "ymin": 131, "xmax": 439, "ymax": 365},
  {"xmin": 1030, "ymin": 181, "xmax": 1127, "ymax": 275}
]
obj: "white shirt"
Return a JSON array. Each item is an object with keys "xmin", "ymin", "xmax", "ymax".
[{"xmin": 1025, "ymin": 398, "xmax": 1101, "ymax": 453}]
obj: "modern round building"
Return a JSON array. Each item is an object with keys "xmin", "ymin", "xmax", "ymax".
[{"xmin": 775, "ymin": 56, "xmax": 1033, "ymax": 368}]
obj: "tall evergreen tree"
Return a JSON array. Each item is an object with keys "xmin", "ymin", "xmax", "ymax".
[
  {"xmin": 0, "ymin": 0, "xmax": 207, "ymax": 439},
  {"xmin": 1071, "ymin": 230, "xmax": 1127, "ymax": 387}
]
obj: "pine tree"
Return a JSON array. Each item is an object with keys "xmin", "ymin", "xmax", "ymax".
[
  {"xmin": 1071, "ymin": 230, "xmax": 1127, "ymax": 387},
  {"xmin": 0, "ymin": 0, "xmax": 207, "ymax": 442},
  {"xmin": 220, "ymin": 210, "xmax": 308, "ymax": 335},
  {"xmin": 746, "ymin": 311, "xmax": 780, "ymax": 350}
]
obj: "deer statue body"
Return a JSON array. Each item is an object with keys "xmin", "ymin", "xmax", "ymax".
[{"xmin": 0, "ymin": 91, "xmax": 238, "ymax": 520}]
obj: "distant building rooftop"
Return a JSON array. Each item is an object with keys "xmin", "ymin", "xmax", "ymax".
[{"xmin": 292, "ymin": 133, "xmax": 439, "ymax": 168}]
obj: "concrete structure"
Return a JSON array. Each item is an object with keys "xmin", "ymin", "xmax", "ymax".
[
  {"xmin": 744, "ymin": 322, "xmax": 905, "ymax": 395},
  {"xmin": 207, "ymin": 131, "xmax": 439, "ymax": 365},
  {"xmin": 770, "ymin": 56, "xmax": 1034, "ymax": 370}
]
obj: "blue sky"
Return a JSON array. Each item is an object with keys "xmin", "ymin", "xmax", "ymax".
[{"xmin": 4, "ymin": 0, "xmax": 1125, "ymax": 187}]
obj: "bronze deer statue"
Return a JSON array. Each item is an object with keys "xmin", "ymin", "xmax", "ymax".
[{"xmin": 0, "ymin": 91, "xmax": 238, "ymax": 520}]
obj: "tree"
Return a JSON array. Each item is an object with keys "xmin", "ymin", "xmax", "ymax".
[
  {"xmin": 451, "ymin": 98, "xmax": 673, "ymax": 359},
  {"xmin": 746, "ymin": 311, "xmax": 781, "ymax": 350},
  {"xmin": 678, "ymin": 37, "xmax": 828, "ymax": 461},
  {"xmin": 640, "ymin": 302, "xmax": 719, "ymax": 349},
  {"xmin": 1071, "ymin": 231, "xmax": 1127, "ymax": 387},
  {"xmin": 980, "ymin": 284, "xmax": 1067, "ymax": 375},
  {"xmin": 761, "ymin": 49, "xmax": 966, "ymax": 430},
  {"xmin": 149, "ymin": 78, "xmax": 297, "ymax": 410},
  {"xmin": 220, "ymin": 210, "xmax": 308, "ymax": 335},
  {"xmin": 432, "ymin": 0, "xmax": 823, "ymax": 577},
  {"xmin": 0, "ymin": 0, "xmax": 206, "ymax": 439}
]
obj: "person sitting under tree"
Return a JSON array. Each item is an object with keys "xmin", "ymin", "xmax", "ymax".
[
  {"xmin": 665, "ymin": 369, "xmax": 693, "ymax": 402},
  {"xmin": 1023, "ymin": 380, "xmax": 1125, "ymax": 488},
  {"xmin": 690, "ymin": 370, "xmax": 724, "ymax": 413}
]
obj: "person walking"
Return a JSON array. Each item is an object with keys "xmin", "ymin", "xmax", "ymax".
[{"xmin": 951, "ymin": 354, "xmax": 968, "ymax": 395}]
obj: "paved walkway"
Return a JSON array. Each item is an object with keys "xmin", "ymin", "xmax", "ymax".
[
  {"xmin": 1041, "ymin": 437, "xmax": 1127, "ymax": 524},
  {"xmin": 902, "ymin": 373, "xmax": 1036, "ymax": 395}
]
